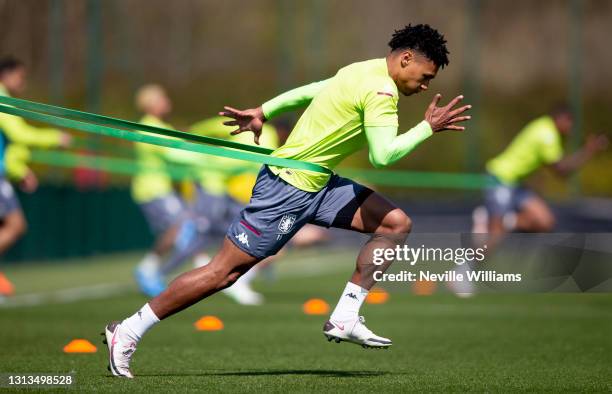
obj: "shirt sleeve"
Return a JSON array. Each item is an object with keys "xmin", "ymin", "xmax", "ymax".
[
  {"xmin": 361, "ymin": 77, "xmax": 399, "ymax": 128},
  {"xmin": 0, "ymin": 113, "xmax": 63, "ymax": 148},
  {"xmin": 365, "ymin": 121, "xmax": 433, "ymax": 168},
  {"xmin": 262, "ymin": 78, "xmax": 333, "ymax": 120}
]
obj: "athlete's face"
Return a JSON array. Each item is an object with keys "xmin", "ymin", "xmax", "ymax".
[
  {"xmin": 395, "ymin": 52, "xmax": 438, "ymax": 96},
  {"xmin": 149, "ymin": 92, "xmax": 172, "ymax": 118},
  {"xmin": 0, "ymin": 66, "xmax": 26, "ymax": 96},
  {"xmin": 554, "ymin": 113, "xmax": 574, "ymax": 136}
]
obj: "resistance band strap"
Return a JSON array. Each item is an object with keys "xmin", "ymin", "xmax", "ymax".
[
  {"xmin": 0, "ymin": 95, "xmax": 272, "ymax": 155},
  {"xmin": 0, "ymin": 101, "xmax": 331, "ymax": 174},
  {"xmin": 30, "ymin": 150, "xmax": 252, "ymax": 180},
  {"xmin": 31, "ymin": 149, "xmax": 492, "ymax": 190}
]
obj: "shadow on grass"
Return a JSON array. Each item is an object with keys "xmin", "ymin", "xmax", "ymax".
[{"xmin": 137, "ymin": 369, "xmax": 390, "ymax": 378}]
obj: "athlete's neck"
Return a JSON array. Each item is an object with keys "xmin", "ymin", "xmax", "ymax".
[
  {"xmin": 385, "ymin": 55, "xmax": 393, "ymax": 76},
  {"xmin": 145, "ymin": 112, "xmax": 167, "ymax": 120},
  {"xmin": 385, "ymin": 54, "xmax": 400, "ymax": 90}
]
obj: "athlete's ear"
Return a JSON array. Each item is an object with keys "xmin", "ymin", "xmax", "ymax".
[{"xmin": 400, "ymin": 50, "xmax": 414, "ymax": 68}]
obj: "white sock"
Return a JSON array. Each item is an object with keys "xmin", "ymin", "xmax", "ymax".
[
  {"xmin": 138, "ymin": 253, "xmax": 161, "ymax": 273},
  {"xmin": 330, "ymin": 282, "xmax": 368, "ymax": 322},
  {"xmin": 122, "ymin": 303, "xmax": 160, "ymax": 342}
]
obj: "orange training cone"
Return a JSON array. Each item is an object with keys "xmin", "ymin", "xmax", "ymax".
[
  {"xmin": 63, "ymin": 339, "xmax": 97, "ymax": 353},
  {"xmin": 302, "ymin": 298, "xmax": 330, "ymax": 315},
  {"xmin": 365, "ymin": 287, "xmax": 389, "ymax": 304},
  {"xmin": 194, "ymin": 316, "xmax": 224, "ymax": 331},
  {"xmin": 0, "ymin": 272, "xmax": 15, "ymax": 296}
]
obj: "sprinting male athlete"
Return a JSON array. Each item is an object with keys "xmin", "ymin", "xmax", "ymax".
[
  {"xmin": 473, "ymin": 105, "xmax": 608, "ymax": 236},
  {"xmin": 104, "ymin": 24, "xmax": 471, "ymax": 378}
]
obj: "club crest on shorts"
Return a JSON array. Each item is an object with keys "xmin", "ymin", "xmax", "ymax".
[{"xmin": 278, "ymin": 214, "xmax": 297, "ymax": 234}]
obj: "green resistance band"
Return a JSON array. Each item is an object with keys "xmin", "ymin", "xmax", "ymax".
[
  {"xmin": 30, "ymin": 150, "xmax": 253, "ymax": 181},
  {"xmin": 30, "ymin": 149, "xmax": 492, "ymax": 190},
  {"xmin": 339, "ymin": 168, "xmax": 492, "ymax": 190},
  {"xmin": 0, "ymin": 95, "xmax": 271, "ymax": 154},
  {"xmin": 0, "ymin": 96, "xmax": 331, "ymax": 174}
]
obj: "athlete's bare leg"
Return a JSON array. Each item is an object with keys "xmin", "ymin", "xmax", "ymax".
[
  {"xmin": 149, "ymin": 238, "xmax": 261, "ymax": 319},
  {"xmin": 290, "ymin": 224, "xmax": 329, "ymax": 247},
  {"xmin": 343, "ymin": 192, "xmax": 412, "ymax": 290},
  {"xmin": 515, "ymin": 196, "xmax": 555, "ymax": 233},
  {"xmin": 152, "ymin": 223, "xmax": 181, "ymax": 256},
  {"xmin": 0, "ymin": 210, "xmax": 27, "ymax": 296},
  {"xmin": 0, "ymin": 210, "xmax": 27, "ymax": 255}
]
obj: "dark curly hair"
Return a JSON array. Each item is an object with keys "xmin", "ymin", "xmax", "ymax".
[
  {"xmin": 388, "ymin": 24, "xmax": 449, "ymax": 68},
  {"xmin": 550, "ymin": 102, "xmax": 573, "ymax": 118},
  {"xmin": 0, "ymin": 56, "xmax": 24, "ymax": 76}
]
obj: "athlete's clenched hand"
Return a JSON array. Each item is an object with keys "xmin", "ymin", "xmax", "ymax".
[
  {"xmin": 424, "ymin": 94, "xmax": 471, "ymax": 132},
  {"xmin": 219, "ymin": 106, "xmax": 266, "ymax": 145},
  {"xmin": 585, "ymin": 133, "xmax": 609, "ymax": 154}
]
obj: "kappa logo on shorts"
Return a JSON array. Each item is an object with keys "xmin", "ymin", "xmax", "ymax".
[
  {"xmin": 278, "ymin": 214, "xmax": 297, "ymax": 234},
  {"xmin": 236, "ymin": 232, "xmax": 250, "ymax": 247}
]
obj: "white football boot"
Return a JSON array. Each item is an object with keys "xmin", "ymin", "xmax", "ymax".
[
  {"xmin": 222, "ymin": 270, "xmax": 264, "ymax": 306},
  {"xmin": 102, "ymin": 321, "xmax": 137, "ymax": 378},
  {"xmin": 323, "ymin": 316, "xmax": 392, "ymax": 349},
  {"xmin": 223, "ymin": 282, "xmax": 264, "ymax": 306}
]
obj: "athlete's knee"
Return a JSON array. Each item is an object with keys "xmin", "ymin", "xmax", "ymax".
[
  {"xmin": 5, "ymin": 212, "xmax": 27, "ymax": 238},
  {"xmin": 15, "ymin": 218, "xmax": 27, "ymax": 237},
  {"xmin": 380, "ymin": 209, "xmax": 412, "ymax": 234},
  {"xmin": 533, "ymin": 213, "xmax": 555, "ymax": 232},
  {"xmin": 524, "ymin": 206, "xmax": 555, "ymax": 232}
]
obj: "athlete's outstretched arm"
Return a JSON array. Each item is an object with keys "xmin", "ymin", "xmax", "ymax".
[
  {"xmin": 552, "ymin": 134, "xmax": 608, "ymax": 176},
  {"xmin": 366, "ymin": 94, "xmax": 471, "ymax": 168},
  {"xmin": 219, "ymin": 78, "xmax": 332, "ymax": 144},
  {"xmin": 0, "ymin": 114, "xmax": 71, "ymax": 148},
  {"xmin": 260, "ymin": 78, "xmax": 331, "ymax": 119},
  {"xmin": 366, "ymin": 123, "xmax": 431, "ymax": 168}
]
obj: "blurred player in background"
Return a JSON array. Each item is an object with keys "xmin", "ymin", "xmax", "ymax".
[
  {"xmin": 131, "ymin": 84, "xmax": 202, "ymax": 297},
  {"xmin": 104, "ymin": 24, "xmax": 471, "ymax": 378},
  {"xmin": 473, "ymin": 105, "xmax": 609, "ymax": 236},
  {"xmin": 0, "ymin": 56, "xmax": 71, "ymax": 298},
  {"xmin": 454, "ymin": 105, "xmax": 609, "ymax": 298}
]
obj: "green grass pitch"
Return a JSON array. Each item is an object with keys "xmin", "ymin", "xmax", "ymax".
[{"xmin": 0, "ymin": 249, "xmax": 610, "ymax": 392}]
